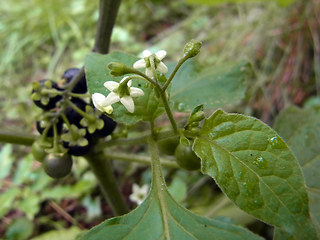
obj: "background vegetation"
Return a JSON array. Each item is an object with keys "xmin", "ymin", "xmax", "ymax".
[{"xmin": 0, "ymin": 0, "xmax": 319, "ymax": 239}]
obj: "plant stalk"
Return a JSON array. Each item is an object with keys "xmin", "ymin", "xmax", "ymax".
[
  {"xmin": 94, "ymin": 0, "xmax": 122, "ymax": 54},
  {"xmin": 0, "ymin": 130, "xmax": 36, "ymax": 146},
  {"xmin": 104, "ymin": 151, "xmax": 179, "ymax": 168}
]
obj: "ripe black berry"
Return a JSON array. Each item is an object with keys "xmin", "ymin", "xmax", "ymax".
[
  {"xmin": 65, "ymin": 98, "xmax": 88, "ymax": 128},
  {"xmin": 62, "ymin": 68, "xmax": 87, "ymax": 93},
  {"xmin": 36, "ymin": 118, "xmax": 63, "ymax": 137},
  {"xmin": 62, "ymin": 129, "xmax": 93, "ymax": 156},
  {"xmin": 94, "ymin": 114, "xmax": 117, "ymax": 138},
  {"xmin": 33, "ymin": 79, "xmax": 62, "ymax": 110}
]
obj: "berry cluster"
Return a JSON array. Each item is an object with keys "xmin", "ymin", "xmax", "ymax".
[{"xmin": 31, "ymin": 68, "xmax": 116, "ymax": 178}]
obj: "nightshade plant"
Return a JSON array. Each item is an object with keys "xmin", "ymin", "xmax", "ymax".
[{"xmin": 0, "ymin": 0, "xmax": 319, "ymax": 239}]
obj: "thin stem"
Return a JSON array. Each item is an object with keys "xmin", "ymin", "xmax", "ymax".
[
  {"xmin": 85, "ymin": 151, "xmax": 129, "ymax": 216},
  {"xmin": 129, "ymin": 68, "xmax": 161, "ymax": 88},
  {"xmin": 162, "ymin": 56, "xmax": 189, "ymax": 91},
  {"xmin": 68, "ymin": 92, "xmax": 90, "ymax": 98},
  {"xmin": 65, "ymin": 67, "xmax": 85, "ymax": 92},
  {"xmin": 0, "ymin": 130, "xmax": 36, "ymax": 146},
  {"xmin": 205, "ymin": 195, "xmax": 231, "ymax": 218},
  {"xmin": 159, "ymin": 91, "xmax": 178, "ymax": 133},
  {"xmin": 66, "ymin": 99, "xmax": 96, "ymax": 122},
  {"xmin": 94, "ymin": 0, "xmax": 122, "ymax": 54},
  {"xmin": 148, "ymin": 135, "xmax": 170, "ymax": 239},
  {"xmin": 103, "ymin": 129, "xmax": 177, "ymax": 147},
  {"xmin": 104, "ymin": 151, "xmax": 179, "ymax": 169}
]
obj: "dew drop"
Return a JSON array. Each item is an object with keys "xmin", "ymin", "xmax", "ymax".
[
  {"xmin": 252, "ymin": 156, "xmax": 267, "ymax": 169},
  {"xmin": 269, "ymin": 136, "xmax": 286, "ymax": 149},
  {"xmin": 177, "ymin": 103, "xmax": 185, "ymax": 111}
]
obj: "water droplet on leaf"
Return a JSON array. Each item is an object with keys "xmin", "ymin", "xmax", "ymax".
[
  {"xmin": 252, "ymin": 156, "xmax": 267, "ymax": 169},
  {"xmin": 269, "ymin": 136, "xmax": 286, "ymax": 149}
]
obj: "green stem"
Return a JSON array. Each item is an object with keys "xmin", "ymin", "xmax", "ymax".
[
  {"xmin": 162, "ymin": 56, "xmax": 188, "ymax": 91},
  {"xmin": 159, "ymin": 91, "xmax": 178, "ymax": 133},
  {"xmin": 148, "ymin": 135, "xmax": 170, "ymax": 239},
  {"xmin": 94, "ymin": 0, "xmax": 122, "ymax": 54},
  {"xmin": 66, "ymin": 99, "xmax": 96, "ymax": 122},
  {"xmin": 0, "ymin": 130, "xmax": 36, "ymax": 146},
  {"xmin": 85, "ymin": 152, "xmax": 129, "ymax": 216},
  {"xmin": 129, "ymin": 68, "xmax": 161, "ymax": 88},
  {"xmin": 103, "ymin": 129, "xmax": 177, "ymax": 147},
  {"xmin": 65, "ymin": 67, "xmax": 85, "ymax": 92},
  {"xmin": 104, "ymin": 151, "xmax": 179, "ymax": 168}
]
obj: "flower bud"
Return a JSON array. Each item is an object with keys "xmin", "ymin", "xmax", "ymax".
[
  {"xmin": 108, "ymin": 62, "xmax": 132, "ymax": 76},
  {"xmin": 183, "ymin": 40, "xmax": 202, "ymax": 58}
]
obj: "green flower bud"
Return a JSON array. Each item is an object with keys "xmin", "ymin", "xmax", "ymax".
[
  {"xmin": 183, "ymin": 40, "xmax": 202, "ymax": 58},
  {"xmin": 188, "ymin": 111, "xmax": 205, "ymax": 124},
  {"xmin": 108, "ymin": 62, "xmax": 132, "ymax": 76}
]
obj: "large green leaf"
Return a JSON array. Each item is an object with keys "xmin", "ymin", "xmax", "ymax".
[
  {"xmin": 193, "ymin": 109, "xmax": 317, "ymax": 239},
  {"xmin": 85, "ymin": 52, "xmax": 164, "ymax": 125},
  {"xmin": 80, "ymin": 186, "xmax": 262, "ymax": 240},
  {"xmin": 170, "ymin": 60, "xmax": 251, "ymax": 112},
  {"xmin": 274, "ymin": 106, "xmax": 320, "ymax": 238},
  {"xmin": 185, "ymin": 0, "xmax": 296, "ymax": 7}
]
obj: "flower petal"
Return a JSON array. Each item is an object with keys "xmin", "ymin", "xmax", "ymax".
[
  {"xmin": 120, "ymin": 96, "xmax": 135, "ymax": 113},
  {"xmin": 157, "ymin": 62, "xmax": 168, "ymax": 74},
  {"xmin": 142, "ymin": 50, "xmax": 152, "ymax": 58},
  {"xmin": 133, "ymin": 59, "xmax": 146, "ymax": 69},
  {"xmin": 145, "ymin": 68, "xmax": 153, "ymax": 79},
  {"xmin": 105, "ymin": 92, "xmax": 120, "ymax": 105},
  {"xmin": 155, "ymin": 50, "xmax": 167, "ymax": 60},
  {"xmin": 140, "ymin": 184, "xmax": 149, "ymax": 194},
  {"xmin": 92, "ymin": 93, "xmax": 106, "ymax": 112},
  {"xmin": 104, "ymin": 81, "xmax": 119, "ymax": 91},
  {"xmin": 130, "ymin": 87, "xmax": 144, "ymax": 97}
]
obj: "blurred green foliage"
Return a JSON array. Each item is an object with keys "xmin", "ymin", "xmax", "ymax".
[{"xmin": 0, "ymin": 0, "xmax": 319, "ymax": 238}]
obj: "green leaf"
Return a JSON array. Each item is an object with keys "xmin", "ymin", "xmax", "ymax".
[
  {"xmin": 32, "ymin": 227, "xmax": 82, "ymax": 240},
  {"xmin": 193, "ymin": 109, "xmax": 317, "ymax": 239},
  {"xmin": 170, "ymin": 60, "xmax": 251, "ymax": 112},
  {"xmin": 80, "ymin": 187, "xmax": 262, "ymax": 240},
  {"xmin": 274, "ymin": 106, "xmax": 320, "ymax": 237},
  {"xmin": 5, "ymin": 217, "xmax": 34, "ymax": 240},
  {"xmin": 0, "ymin": 187, "xmax": 20, "ymax": 218},
  {"xmin": 185, "ymin": 0, "xmax": 296, "ymax": 7},
  {"xmin": 0, "ymin": 144, "xmax": 13, "ymax": 181},
  {"xmin": 85, "ymin": 52, "xmax": 164, "ymax": 125}
]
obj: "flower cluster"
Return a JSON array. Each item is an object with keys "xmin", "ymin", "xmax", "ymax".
[{"xmin": 93, "ymin": 50, "xmax": 168, "ymax": 114}]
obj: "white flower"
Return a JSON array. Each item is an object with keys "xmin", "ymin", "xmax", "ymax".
[
  {"xmin": 104, "ymin": 77, "xmax": 144, "ymax": 113},
  {"xmin": 133, "ymin": 50, "xmax": 168, "ymax": 78},
  {"xmin": 92, "ymin": 93, "xmax": 113, "ymax": 114},
  {"xmin": 129, "ymin": 184, "xmax": 149, "ymax": 205}
]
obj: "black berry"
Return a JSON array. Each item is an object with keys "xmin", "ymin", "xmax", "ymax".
[
  {"xmin": 36, "ymin": 118, "xmax": 63, "ymax": 137},
  {"xmin": 62, "ymin": 68, "xmax": 87, "ymax": 93},
  {"xmin": 33, "ymin": 79, "xmax": 62, "ymax": 110},
  {"xmin": 94, "ymin": 114, "xmax": 117, "ymax": 138},
  {"xmin": 65, "ymin": 98, "xmax": 88, "ymax": 128}
]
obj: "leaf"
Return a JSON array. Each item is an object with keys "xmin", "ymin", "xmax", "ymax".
[
  {"xmin": 193, "ymin": 109, "xmax": 317, "ymax": 239},
  {"xmin": 79, "ymin": 187, "xmax": 262, "ymax": 240},
  {"xmin": 32, "ymin": 227, "xmax": 82, "ymax": 240},
  {"xmin": 185, "ymin": 0, "xmax": 295, "ymax": 7},
  {"xmin": 0, "ymin": 144, "xmax": 13, "ymax": 181},
  {"xmin": 274, "ymin": 106, "xmax": 320, "ymax": 237},
  {"xmin": 170, "ymin": 60, "xmax": 251, "ymax": 112},
  {"xmin": 5, "ymin": 217, "xmax": 34, "ymax": 240},
  {"xmin": 0, "ymin": 187, "xmax": 20, "ymax": 218},
  {"xmin": 85, "ymin": 52, "xmax": 164, "ymax": 125}
]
